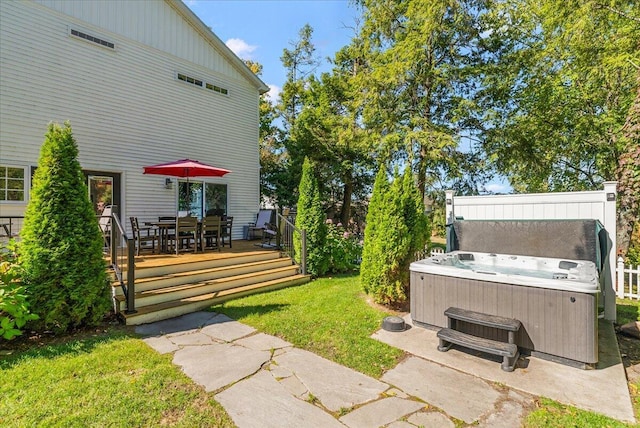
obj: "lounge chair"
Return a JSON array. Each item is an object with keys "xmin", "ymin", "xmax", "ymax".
[{"xmin": 247, "ymin": 209, "xmax": 274, "ymax": 240}]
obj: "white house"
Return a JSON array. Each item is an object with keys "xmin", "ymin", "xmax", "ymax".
[{"xmin": 0, "ymin": 0, "xmax": 269, "ymax": 238}]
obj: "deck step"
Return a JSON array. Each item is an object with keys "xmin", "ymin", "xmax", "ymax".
[
  {"xmin": 113, "ymin": 258, "xmax": 294, "ymax": 295},
  {"xmin": 121, "ymin": 274, "xmax": 311, "ymax": 325},
  {"xmin": 115, "ymin": 265, "xmax": 300, "ymax": 310},
  {"xmin": 132, "ymin": 251, "xmax": 283, "ymax": 279},
  {"xmin": 444, "ymin": 307, "xmax": 521, "ymax": 331}
]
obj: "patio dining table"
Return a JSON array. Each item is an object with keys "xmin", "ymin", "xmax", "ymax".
[
  {"xmin": 145, "ymin": 220, "xmax": 207, "ymax": 253},
  {"xmin": 144, "ymin": 221, "xmax": 177, "ymax": 253}
]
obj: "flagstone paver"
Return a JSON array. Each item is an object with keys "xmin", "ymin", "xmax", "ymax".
[
  {"xmin": 407, "ymin": 411, "xmax": 455, "ymax": 428},
  {"xmin": 274, "ymin": 347, "xmax": 389, "ymax": 412},
  {"xmin": 173, "ymin": 343, "xmax": 270, "ymax": 392},
  {"xmin": 382, "ymin": 356, "xmax": 502, "ymax": 423},
  {"xmin": 141, "ymin": 335, "xmax": 179, "ymax": 354},
  {"xmin": 338, "ymin": 397, "xmax": 424, "ymax": 428},
  {"xmin": 167, "ymin": 331, "xmax": 216, "ymax": 346},
  {"xmin": 135, "ymin": 311, "xmax": 219, "ymax": 336},
  {"xmin": 200, "ymin": 314, "xmax": 256, "ymax": 341},
  {"xmin": 215, "ymin": 370, "xmax": 345, "ymax": 428},
  {"xmin": 234, "ymin": 332, "xmax": 292, "ymax": 350},
  {"xmin": 135, "ymin": 311, "xmax": 629, "ymax": 428}
]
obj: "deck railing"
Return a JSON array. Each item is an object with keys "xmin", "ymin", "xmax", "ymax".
[
  {"xmin": 0, "ymin": 216, "xmax": 24, "ymax": 241},
  {"xmin": 276, "ymin": 212, "xmax": 306, "ymax": 275},
  {"xmin": 105, "ymin": 209, "xmax": 137, "ymax": 314}
]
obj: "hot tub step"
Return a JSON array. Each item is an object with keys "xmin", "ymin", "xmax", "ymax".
[
  {"xmin": 444, "ymin": 307, "xmax": 521, "ymax": 331},
  {"xmin": 437, "ymin": 328, "xmax": 519, "ymax": 372}
]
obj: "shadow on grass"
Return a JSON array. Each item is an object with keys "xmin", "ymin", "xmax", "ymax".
[
  {"xmin": 0, "ymin": 329, "xmax": 136, "ymax": 370},
  {"xmin": 212, "ymin": 303, "xmax": 290, "ymax": 320},
  {"xmin": 617, "ymin": 300, "xmax": 640, "ymax": 326}
]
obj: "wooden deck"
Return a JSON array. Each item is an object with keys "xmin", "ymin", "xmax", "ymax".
[
  {"xmin": 112, "ymin": 239, "xmax": 310, "ymax": 325},
  {"xmin": 129, "ymin": 239, "xmax": 280, "ymax": 268}
]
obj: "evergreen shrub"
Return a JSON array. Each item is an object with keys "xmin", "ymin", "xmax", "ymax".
[
  {"xmin": 360, "ymin": 166, "xmax": 428, "ymax": 306},
  {"xmin": 294, "ymin": 157, "xmax": 328, "ymax": 276},
  {"xmin": 20, "ymin": 122, "xmax": 109, "ymax": 333}
]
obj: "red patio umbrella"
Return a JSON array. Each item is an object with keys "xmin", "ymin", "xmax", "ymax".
[
  {"xmin": 143, "ymin": 159, "xmax": 231, "ymax": 178},
  {"xmin": 143, "ymin": 159, "xmax": 231, "ymax": 215}
]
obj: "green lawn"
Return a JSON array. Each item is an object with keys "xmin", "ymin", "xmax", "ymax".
[
  {"xmin": 0, "ymin": 331, "xmax": 234, "ymax": 427},
  {"xmin": 523, "ymin": 298, "xmax": 640, "ymax": 427},
  {"xmin": 2, "ymin": 276, "xmax": 638, "ymax": 426},
  {"xmin": 213, "ymin": 274, "xmax": 404, "ymax": 378}
]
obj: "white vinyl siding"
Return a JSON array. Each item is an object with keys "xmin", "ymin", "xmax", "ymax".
[{"xmin": 0, "ymin": 1, "xmax": 261, "ymax": 236}]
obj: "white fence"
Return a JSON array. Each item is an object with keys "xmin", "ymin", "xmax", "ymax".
[{"xmin": 617, "ymin": 257, "xmax": 640, "ymax": 300}]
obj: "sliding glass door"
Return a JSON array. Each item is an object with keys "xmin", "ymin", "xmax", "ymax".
[{"xmin": 178, "ymin": 181, "xmax": 226, "ymax": 218}]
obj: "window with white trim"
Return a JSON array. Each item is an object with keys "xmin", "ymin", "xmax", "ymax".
[{"xmin": 0, "ymin": 166, "xmax": 25, "ymax": 201}]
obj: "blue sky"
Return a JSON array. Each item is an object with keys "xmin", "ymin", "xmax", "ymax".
[
  {"xmin": 184, "ymin": 0, "xmax": 511, "ymax": 193},
  {"xmin": 185, "ymin": 0, "xmax": 360, "ymax": 103}
]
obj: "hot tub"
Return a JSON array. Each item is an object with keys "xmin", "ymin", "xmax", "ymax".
[{"xmin": 410, "ymin": 251, "xmax": 600, "ymax": 366}]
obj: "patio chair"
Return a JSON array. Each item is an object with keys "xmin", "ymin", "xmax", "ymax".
[
  {"xmin": 201, "ymin": 216, "xmax": 221, "ymax": 251},
  {"xmin": 130, "ymin": 216, "xmax": 158, "ymax": 256},
  {"xmin": 220, "ymin": 216, "xmax": 233, "ymax": 248},
  {"xmin": 175, "ymin": 215, "xmax": 198, "ymax": 254},
  {"xmin": 247, "ymin": 209, "xmax": 274, "ymax": 240},
  {"xmin": 99, "ymin": 205, "xmax": 113, "ymax": 249},
  {"xmin": 261, "ymin": 222, "xmax": 278, "ymax": 247}
]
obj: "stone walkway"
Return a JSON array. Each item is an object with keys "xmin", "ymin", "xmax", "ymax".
[{"xmin": 136, "ymin": 311, "xmax": 537, "ymax": 427}]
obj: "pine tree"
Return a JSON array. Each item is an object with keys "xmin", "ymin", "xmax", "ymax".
[
  {"xmin": 20, "ymin": 122, "xmax": 109, "ymax": 333},
  {"xmin": 294, "ymin": 157, "xmax": 327, "ymax": 276}
]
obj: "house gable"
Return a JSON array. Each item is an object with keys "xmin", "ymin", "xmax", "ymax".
[{"xmin": 33, "ymin": 0, "xmax": 267, "ymax": 93}]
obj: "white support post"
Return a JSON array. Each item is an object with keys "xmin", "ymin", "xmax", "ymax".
[
  {"xmin": 445, "ymin": 190, "xmax": 455, "ymax": 224},
  {"xmin": 617, "ymin": 256, "xmax": 625, "ymax": 298},
  {"xmin": 603, "ymin": 181, "xmax": 617, "ymax": 321}
]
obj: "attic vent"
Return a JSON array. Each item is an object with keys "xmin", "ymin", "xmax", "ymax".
[
  {"xmin": 70, "ymin": 28, "xmax": 115, "ymax": 49},
  {"xmin": 177, "ymin": 73, "xmax": 203, "ymax": 87},
  {"xmin": 206, "ymin": 83, "xmax": 228, "ymax": 95}
]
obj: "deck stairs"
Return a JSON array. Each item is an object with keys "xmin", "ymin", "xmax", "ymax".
[{"xmin": 112, "ymin": 250, "xmax": 310, "ymax": 325}]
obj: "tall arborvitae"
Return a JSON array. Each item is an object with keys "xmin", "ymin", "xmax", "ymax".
[
  {"xmin": 294, "ymin": 157, "xmax": 327, "ymax": 276},
  {"xmin": 361, "ymin": 165, "xmax": 428, "ymax": 306},
  {"xmin": 360, "ymin": 165, "xmax": 391, "ymax": 296},
  {"xmin": 20, "ymin": 122, "xmax": 109, "ymax": 333}
]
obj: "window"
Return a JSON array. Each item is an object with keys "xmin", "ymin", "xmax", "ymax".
[
  {"xmin": 0, "ymin": 166, "xmax": 25, "ymax": 201},
  {"xmin": 177, "ymin": 181, "xmax": 227, "ymax": 219},
  {"xmin": 177, "ymin": 73, "xmax": 203, "ymax": 87},
  {"xmin": 70, "ymin": 28, "xmax": 115, "ymax": 50},
  {"xmin": 206, "ymin": 83, "xmax": 229, "ymax": 95},
  {"xmin": 176, "ymin": 72, "xmax": 228, "ymax": 95}
]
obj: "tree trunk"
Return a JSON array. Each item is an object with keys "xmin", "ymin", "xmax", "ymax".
[
  {"xmin": 616, "ymin": 73, "xmax": 640, "ymax": 256},
  {"xmin": 340, "ymin": 174, "xmax": 353, "ymax": 226}
]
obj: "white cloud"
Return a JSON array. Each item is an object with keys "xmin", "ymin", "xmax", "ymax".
[
  {"xmin": 484, "ymin": 182, "xmax": 511, "ymax": 194},
  {"xmin": 265, "ymin": 84, "xmax": 281, "ymax": 104},
  {"xmin": 225, "ymin": 38, "xmax": 257, "ymax": 60}
]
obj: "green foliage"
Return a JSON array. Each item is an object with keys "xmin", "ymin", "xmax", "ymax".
[
  {"xmin": 524, "ymin": 397, "xmax": 629, "ymax": 428},
  {"xmin": 19, "ymin": 122, "xmax": 109, "ymax": 333},
  {"xmin": 360, "ymin": 166, "xmax": 392, "ymax": 297},
  {"xmin": 215, "ymin": 274, "xmax": 403, "ymax": 378},
  {"xmin": 0, "ymin": 244, "xmax": 38, "ymax": 340},
  {"xmin": 361, "ymin": 165, "xmax": 428, "ymax": 306},
  {"xmin": 324, "ymin": 221, "xmax": 362, "ymax": 274},
  {"xmin": 295, "ymin": 157, "xmax": 328, "ymax": 276},
  {"xmin": 1, "ymin": 334, "xmax": 234, "ymax": 427}
]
